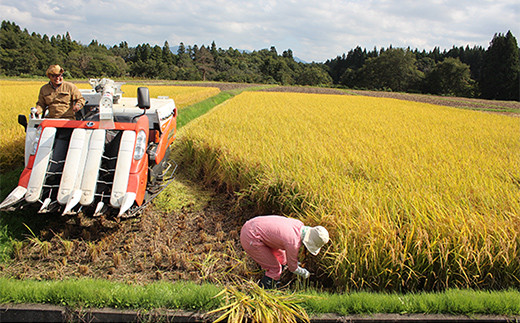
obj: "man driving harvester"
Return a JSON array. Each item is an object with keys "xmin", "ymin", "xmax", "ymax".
[
  {"xmin": 35, "ymin": 64, "xmax": 85, "ymax": 119},
  {"xmin": 240, "ymin": 215, "xmax": 329, "ymax": 289}
]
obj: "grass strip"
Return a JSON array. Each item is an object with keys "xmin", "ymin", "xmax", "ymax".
[
  {"xmin": 177, "ymin": 85, "xmax": 275, "ymax": 128},
  {"xmin": 1, "ymin": 278, "xmax": 519, "ymax": 315},
  {"xmin": 302, "ymin": 289, "xmax": 520, "ymax": 316},
  {"xmin": 0, "ymin": 278, "xmax": 221, "ymax": 310},
  {"xmin": 177, "ymin": 91, "xmax": 235, "ymax": 129}
]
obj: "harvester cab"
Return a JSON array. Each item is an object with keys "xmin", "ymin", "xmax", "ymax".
[{"xmin": 1, "ymin": 78, "xmax": 177, "ymax": 217}]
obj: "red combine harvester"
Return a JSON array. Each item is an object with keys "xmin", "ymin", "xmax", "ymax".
[{"xmin": 0, "ymin": 79, "xmax": 177, "ymax": 217}]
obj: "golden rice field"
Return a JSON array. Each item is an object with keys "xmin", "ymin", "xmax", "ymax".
[
  {"xmin": 176, "ymin": 91, "xmax": 520, "ymax": 291},
  {"xmin": 0, "ymin": 80, "xmax": 219, "ymax": 171},
  {"xmin": 121, "ymin": 84, "xmax": 219, "ymax": 109}
]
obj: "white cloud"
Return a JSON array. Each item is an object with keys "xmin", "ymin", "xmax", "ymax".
[
  {"xmin": 1, "ymin": 0, "xmax": 519, "ymax": 62},
  {"xmin": 0, "ymin": 5, "xmax": 33, "ymax": 25}
]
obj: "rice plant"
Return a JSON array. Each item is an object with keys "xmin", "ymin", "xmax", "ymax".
[
  {"xmin": 175, "ymin": 91, "xmax": 520, "ymax": 291},
  {"xmin": 121, "ymin": 84, "xmax": 219, "ymax": 109},
  {"xmin": 0, "ymin": 81, "xmax": 45, "ymax": 169},
  {"xmin": 208, "ymin": 279, "xmax": 310, "ymax": 323}
]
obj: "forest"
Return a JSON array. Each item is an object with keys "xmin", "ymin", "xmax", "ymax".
[{"xmin": 1, "ymin": 20, "xmax": 518, "ymax": 101}]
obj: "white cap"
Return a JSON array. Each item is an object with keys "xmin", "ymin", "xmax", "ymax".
[{"xmin": 302, "ymin": 226, "xmax": 329, "ymax": 256}]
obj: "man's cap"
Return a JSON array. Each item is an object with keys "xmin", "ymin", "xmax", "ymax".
[{"xmin": 46, "ymin": 65, "xmax": 64, "ymax": 78}]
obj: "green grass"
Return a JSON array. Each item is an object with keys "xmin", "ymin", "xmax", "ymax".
[
  {"xmin": 177, "ymin": 91, "xmax": 236, "ymax": 128},
  {"xmin": 451, "ymin": 105, "xmax": 520, "ymax": 113},
  {"xmin": 177, "ymin": 85, "xmax": 274, "ymax": 128},
  {"xmin": 0, "ymin": 208, "xmax": 62, "ymax": 262},
  {"xmin": 0, "ymin": 278, "xmax": 221, "ymax": 310},
  {"xmin": 302, "ymin": 289, "xmax": 520, "ymax": 315},
  {"xmin": 433, "ymin": 97, "xmax": 520, "ymax": 113},
  {"xmin": 1, "ymin": 278, "xmax": 519, "ymax": 316}
]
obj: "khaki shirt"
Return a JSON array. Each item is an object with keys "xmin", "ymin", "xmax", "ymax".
[{"xmin": 36, "ymin": 81, "xmax": 85, "ymax": 119}]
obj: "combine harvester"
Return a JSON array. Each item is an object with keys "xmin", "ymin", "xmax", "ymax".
[{"xmin": 0, "ymin": 79, "xmax": 177, "ymax": 217}]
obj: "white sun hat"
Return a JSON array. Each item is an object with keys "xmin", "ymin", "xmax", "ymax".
[{"xmin": 302, "ymin": 226, "xmax": 329, "ymax": 256}]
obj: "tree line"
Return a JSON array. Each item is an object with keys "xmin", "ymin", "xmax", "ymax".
[
  {"xmin": 1, "ymin": 20, "xmax": 518, "ymax": 101},
  {"xmin": 325, "ymin": 32, "xmax": 519, "ymax": 101}
]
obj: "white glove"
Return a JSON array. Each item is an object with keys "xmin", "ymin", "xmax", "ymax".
[
  {"xmin": 30, "ymin": 107, "xmax": 39, "ymax": 119},
  {"xmin": 293, "ymin": 266, "xmax": 310, "ymax": 279}
]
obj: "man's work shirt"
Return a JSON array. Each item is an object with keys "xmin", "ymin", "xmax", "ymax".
[{"xmin": 36, "ymin": 81, "xmax": 85, "ymax": 119}]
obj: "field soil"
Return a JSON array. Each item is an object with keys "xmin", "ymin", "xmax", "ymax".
[
  {"xmin": 1, "ymin": 84, "xmax": 518, "ymax": 288},
  {"xmin": 347, "ymin": 89, "xmax": 520, "ymax": 115},
  {"xmin": 1, "ymin": 173, "xmax": 269, "ymax": 286},
  {"xmin": 130, "ymin": 80, "xmax": 264, "ymax": 92}
]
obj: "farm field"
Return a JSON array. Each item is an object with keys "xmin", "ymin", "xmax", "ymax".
[
  {"xmin": 0, "ymin": 80, "xmax": 219, "ymax": 171},
  {"xmin": 1, "ymin": 81, "xmax": 519, "ymax": 296},
  {"xmin": 176, "ymin": 91, "xmax": 520, "ymax": 291},
  {"xmin": 346, "ymin": 89, "xmax": 520, "ymax": 115}
]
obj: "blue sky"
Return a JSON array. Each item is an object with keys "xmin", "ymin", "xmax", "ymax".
[{"xmin": 2, "ymin": 0, "xmax": 519, "ymax": 62}]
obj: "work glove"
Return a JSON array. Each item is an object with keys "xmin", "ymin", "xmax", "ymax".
[
  {"xmin": 30, "ymin": 107, "xmax": 39, "ymax": 119},
  {"xmin": 293, "ymin": 266, "xmax": 310, "ymax": 279}
]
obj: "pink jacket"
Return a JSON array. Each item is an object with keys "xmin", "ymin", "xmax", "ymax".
[{"xmin": 241, "ymin": 215, "xmax": 304, "ymax": 272}]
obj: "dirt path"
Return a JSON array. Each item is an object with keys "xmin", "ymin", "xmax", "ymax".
[{"xmin": 348, "ymin": 89, "xmax": 520, "ymax": 115}]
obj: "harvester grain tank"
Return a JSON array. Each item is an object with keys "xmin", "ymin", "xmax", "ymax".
[{"xmin": 0, "ymin": 79, "xmax": 177, "ymax": 217}]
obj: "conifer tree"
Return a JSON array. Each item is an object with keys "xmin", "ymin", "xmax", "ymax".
[{"xmin": 480, "ymin": 31, "xmax": 520, "ymax": 100}]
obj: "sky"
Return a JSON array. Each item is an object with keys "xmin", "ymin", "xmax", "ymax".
[{"xmin": 2, "ymin": 0, "xmax": 519, "ymax": 62}]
